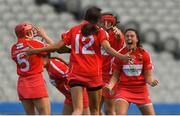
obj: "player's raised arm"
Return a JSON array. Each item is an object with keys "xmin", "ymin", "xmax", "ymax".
[
  {"xmin": 23, "ymin": 40, "xmax": 65, "ymax": 55},
  {"xmin": 18, "ymin": 26, "xmax": 66, "ymax": 55},
  {"xmin": 104, "ymin": 69, "xmax": 119, "ymax": 91},
  {"xmin": 101, "ymin": 39, "xmax": 132, "ymax": 61},
  {"xmin": 35, "ymin": 26, "xmax": 55, "ymax": 44}
]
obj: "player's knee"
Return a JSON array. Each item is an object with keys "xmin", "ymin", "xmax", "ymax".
[{"xmin": 37, "ymin": 106, "xmax": 50, "ymax": 115}]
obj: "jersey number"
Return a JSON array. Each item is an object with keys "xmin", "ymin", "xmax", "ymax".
[
  {"xmin": 75, "ymin": 34, "xmax": 95, "ymax": 54},
  {"xmin": 17, "ymin": 53, "xmax": 30, "ymax": 72}
]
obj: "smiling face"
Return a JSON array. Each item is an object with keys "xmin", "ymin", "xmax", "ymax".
[{"xmin": 125, "ymin": 30, "xmax": 139, "ymax": 49}]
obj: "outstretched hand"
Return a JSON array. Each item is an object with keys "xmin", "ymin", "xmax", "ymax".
[
  {"xmin": 103, "ymin": 85, "xmax": 111, "ymax": 92},
  {"xmin": 122, "ymin": 50, "xmax": 134, "ymax": 64},
  {"xmin": 112, "ymin": 26, "xmax": 122, "ymax": 35},
  {"xmin": 16, "ymin": 43, "xmax": 36, "ymax": 55},
  {"xmin": 103, "ymin": 84, "xmax": 114, "ymax": 95},
  {"xmin": 147, "ymin": 79, "xmax": 159, "ymax": 87}
]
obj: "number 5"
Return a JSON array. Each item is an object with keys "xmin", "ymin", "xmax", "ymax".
[{"xmin": 17, "ymin": 53, "xmax": 30, "ymax": 72}]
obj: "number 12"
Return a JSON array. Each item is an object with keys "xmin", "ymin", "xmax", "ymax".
[{"xmin": 75, "ymin": 34, "xmax": 95, "ymax": 54}]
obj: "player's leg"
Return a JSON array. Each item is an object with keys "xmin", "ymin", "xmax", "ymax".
[
  {"xmin": 33, "ymin": 97, "xmax": 51, "ymax": 115},
  {"xmin": 99, "ymin": 96, "xmax": 105, "ymax": 115},
  {"xmin": 83, "ymin": 107, "xmax": 90, "ymax": 115},
  {"xmin": 104, "ymin": 97, "xmax": 116, "ymax": 115},
  {"xmin": 115, "ymin": 98, "xmax": 130, "ymax": 115},
  {"xmin": 70, "ymin": 86, "xmax": 84, "ymax": 115},
  {"xmin": 21, "ymin": 99, "xmax": 36, "ymax": 115},
  {"xmin": 103, "ymin": 82, "xmax": 117, "ymax": 115},
  {"xmin": 62, "ymin": 104, "xmax": 73, "ymax": 115},
  {"xmin": 82, "ymin": 88, "xmax": 90, "ymax": 115},
  {"xmin": 137, "ymin": 103, "xmax": 155, "ymax": 115},
  {"xmin": 87, "ymin": 88, "xmax": 102, "ymax": 115}
]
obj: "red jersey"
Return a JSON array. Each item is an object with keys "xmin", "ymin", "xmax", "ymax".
[
  {"xmin": 46, "ymin": 58, "xmax": 89, "ymax": 108},
  {"xmin": 45, "ymin": 58, "xmax": 70, "ymax": 97},
  {"xmin": 11, "ymin": 38, "xmax": 46, "ymax": 77},
  {"xmin": 101, "ymin": 29, "xmax": 125, "ymax": 76},
  {"xmin": 46, "ymin": 58, "xmax": 69, "ymax": 80},
  {"xmin": 62, "ymin": 21, "xmax": 108, "ymax": 77},
  {"xmin": 113, "ymin": 47, "xmax": 153, "ymax": 86}
]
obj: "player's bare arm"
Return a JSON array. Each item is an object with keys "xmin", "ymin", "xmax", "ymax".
[
  {"xmin": 145, "ymin": 70, "xmax": 159, "ymax": 87},
  {"xmin": 57, "ymin": 45, "xmax": 71, "ymax": 54},
  {"xmin": 112, "ymin": 26, "xmax": 123, "ymax": 41},
  {"xmin": 104, "ymin": 69, "xmax": 119, "ymax": 91},
  {"xmin": 101, "ymin": 40, "xmax": 132, "ymax": 61},
  {"xmin": 19, "ymin": 40, "xmax": 65, "ymax": 55},
  {"xmin": 35, "ymin": 27, "xmax": 55, "ymax": 44}
]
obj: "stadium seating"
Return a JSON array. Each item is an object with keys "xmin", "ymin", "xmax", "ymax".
[{"xmin": 0, "ymin": 0, "xmax": 179, "ymax": 105}]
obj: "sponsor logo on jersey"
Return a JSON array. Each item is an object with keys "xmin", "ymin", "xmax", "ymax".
[
  {"xmin": 16, "ymin": 43, "xmax": 23, "ymax": 49},
  {"xmin": 123, "ymin": 64, "xmax": 143, "ymax": 76}
]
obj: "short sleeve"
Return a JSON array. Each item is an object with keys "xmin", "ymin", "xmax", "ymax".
[
  {"xmin": 30, "ymin": 39, "xmax": 47, "ymax": 55},
  {"xmin": 30, "ymin": 39, "xmax": 45, "ymax": 48},
  {"xmin": 61, "ymin": 29, "xmax": 72, "ymax": 45},
  {"xmin": 98, "ymin": 28, "xmax": 109, "ymax": 43},
  {"xmin": 11, "ymin": 44, "xmax": 16, "ymax": 60},
  {"xmin": 119, "ymin": 32, "xmax": 125, "ymax": 48},
  {"xmin": 143, "ymin": 51, "xmax": 153, "ymax": 71}
]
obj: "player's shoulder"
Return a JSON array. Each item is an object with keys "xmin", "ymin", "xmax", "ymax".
[
  {"xmin": 25, "ymin": 39, "xmax": 45, "ymax": 50},
  {"xmin": 71, "ymin": 23, "xmax": 83, "ymax": 30},
  {"xmin": 98, "ymin": 27, "xmax": 109, "ymax": 37},
  {"xmin": 139, "ymin": 47, "xmax": 149, "ymax": 54},
  {"xmin": 29, "ymin": 39, "xmax": 45, "ymax": 46},
  {"xmin": 138, "ymin": 47, "xmax": 151, "ymax": 58},
  {"xmin": 11, "ymin": 44, "xmax": 17, "ymax": 53},
  {"xmin": 118, "ymin": 47, "xmax": 128, "ymax": 54},
  {"xmin": 11, "ymin": 41, "xmax": 25, "ymax": 50},
  {"xmin": 66, "ymin": 24, "xmax": 81, "ymax": 34},
  {"xmin": 30, "ymin": 39, "xmax": 44, "ymax": 44},
  {"xmin": 11, "ymin": 43, "xmax": 17, "ymax": 49},
  {"xmin": 98, "ymin": 27, "xmax": 106, "ymax": 32}
]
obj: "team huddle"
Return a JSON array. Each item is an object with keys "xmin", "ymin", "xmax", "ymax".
[{"xmin": 11, "ymin": 6, "xmax": 158, "ymax": 115}]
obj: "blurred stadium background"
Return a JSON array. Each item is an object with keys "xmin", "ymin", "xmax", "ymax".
[{"xmin": 0, "ymin": 0, "xmax": 180, "ymax": 114}]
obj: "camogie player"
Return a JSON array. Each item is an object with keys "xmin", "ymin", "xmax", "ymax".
[
  {"xmin": 11, "ymin": 22, "xmax": 51, "ymax": 115},
  {"xmin": 99, "ymin": 13, "xmax": 125, "ymax": 115},
  {"xmin": 44, "ymin": 56, "xmax": 90, "ymax": 115},
  {"xmin": 105, "ymin": 28, "xmax": 159, "ymax": 115}
]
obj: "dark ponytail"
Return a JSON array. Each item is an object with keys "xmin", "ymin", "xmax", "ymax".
[
  {"xmin": 81, "ymin": 6, "xmax": 101, "ymax": 37},
  {"xmin": 81, "ymin": 24, "xmax": 98, "ymax": 37}
]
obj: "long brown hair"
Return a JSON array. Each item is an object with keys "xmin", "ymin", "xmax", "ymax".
[
  {"xmin": 81, "ymin": 6, "xmax": 101, "ymax": 36},
  {"xmin": 125, "ymin": 28, "xmax": 142, "ymax": 48}
]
